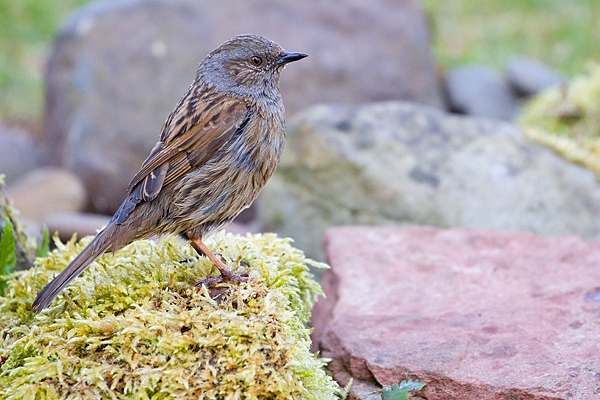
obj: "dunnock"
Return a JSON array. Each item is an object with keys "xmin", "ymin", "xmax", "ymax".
[{"xmin": 32, "ymin": 34, "xmax": 307, "ymax": 313}]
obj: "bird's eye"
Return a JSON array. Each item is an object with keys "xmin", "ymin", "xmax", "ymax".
[{"xmin": 250, "ymin": 56, "xmax": 263, "ymax": 66}]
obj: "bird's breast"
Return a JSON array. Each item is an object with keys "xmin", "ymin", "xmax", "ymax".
[
  {"xmin": 169, "ymin": 100, "xmax": 285, "ymax": 228},
  {"xmin": 232, "ymin": 100, "xmax": 285, "ymax": 176}
]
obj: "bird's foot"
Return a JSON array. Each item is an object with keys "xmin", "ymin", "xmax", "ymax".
[{"xmin": 194, "ymin": 260, "xmax": 250, "ymax": 287}]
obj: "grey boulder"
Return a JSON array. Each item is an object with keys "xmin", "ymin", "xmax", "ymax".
[
  {"xmin": 258, "ymin": 101, "xmax": 600, "ymax": 260},
  {"xmin": 0, "ymin": 127, "xmax": 41, "ymax": 185},
  {"xmin": 43, "ymin": 0, "xmax": 442, "ymax": 214},
  {"xmin": 506, "ymin": 56, "xmax": 565, "ymax": 97},
  {"xmin": 446, "ymin": 65, "xmax": 518, "ymax": 121}
]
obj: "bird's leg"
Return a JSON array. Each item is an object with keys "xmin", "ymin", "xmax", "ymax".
[{"xmin": 188, "ymin": 235, "xmax": 249, "ymax": 286}]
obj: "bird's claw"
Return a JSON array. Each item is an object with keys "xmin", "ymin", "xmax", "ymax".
[{"xmin": 194, "ymin": 268, "xmax": 249, "ymax": 287}]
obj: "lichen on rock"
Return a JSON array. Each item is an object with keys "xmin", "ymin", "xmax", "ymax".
[
  {"xmin": 520, "ymin": 63, "xmax": 600, "ymax": 177},
  {"xmin": 0, "ymin": 232, "xmax": 341, "ymax": 399}
]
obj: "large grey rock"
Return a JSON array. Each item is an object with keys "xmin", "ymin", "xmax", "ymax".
[
  {"xmin": 506, "ymin": 56, "xmax": 565, "ymax": 97},
  {"xmin": 43, "ymin": 0, "xmax": 441, "ymax": 214},
  {"xmin": 258, "ymin": 101, "xmax": 600, "ymax": 260},
  {"xmin": 0, "ymin": 127, "xmax": 41, "ymax": 184},
  {"xmin": 446, "ymin": 65, "xmax": 518, "ymax": 120}
]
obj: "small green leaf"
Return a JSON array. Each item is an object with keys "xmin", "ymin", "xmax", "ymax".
[
  {"xmin": 381, "ymin": 380, "xmax": 426, "ymax": 400},
  {"xmin": 36, "ymin": 224, "xmax": 50, "ymax": 258},
  {"xmin": 0, "ymin": 217, "xmax": 17, "ymax": 295},
  {"xmin": 0, "ymin": 217, "xmax": 16, "ymax": 272}
]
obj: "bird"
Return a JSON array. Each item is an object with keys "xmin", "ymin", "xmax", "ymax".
[{"xmin": 32, "ymin": 34, "xmax": 307, "ymax": 313}]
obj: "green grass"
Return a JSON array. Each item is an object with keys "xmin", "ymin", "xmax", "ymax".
[
  {"xmin": 0, "ymin": 0, "xmax": 91, "ymax": 124},
  {"xmin": 0, "ymin": 0, "xmax": 599, "ymax": 123},
  {"xmin": 422, "ymin": 0, "xmax": 600, "ymax": 76}
]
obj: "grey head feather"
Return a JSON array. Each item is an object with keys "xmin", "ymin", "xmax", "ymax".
[{"xmin": 197, "ymin": 34, "xmax": 287, "ymax": 100}]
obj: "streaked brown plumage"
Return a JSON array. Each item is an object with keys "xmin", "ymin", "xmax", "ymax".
[{"xmin": 32, "ymin": 34, "xmax": 307, "ymax": 313}]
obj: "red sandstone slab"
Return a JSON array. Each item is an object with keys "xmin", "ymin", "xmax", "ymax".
[{"xmin": 312, "ymin": 227, "xmax": 600, "ymax": 400}]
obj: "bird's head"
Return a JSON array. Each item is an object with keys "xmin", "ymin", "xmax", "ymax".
[{"xmin": 198, "ymin": 34, "xmax": 307, "ymax": 99}]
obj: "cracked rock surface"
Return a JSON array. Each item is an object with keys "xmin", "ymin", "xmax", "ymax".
[{"xmin": 311, "ymin": 226, "xmax": 600, "ymax": 399}]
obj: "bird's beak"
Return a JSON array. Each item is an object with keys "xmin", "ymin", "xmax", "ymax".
[{"xmin": 276, "ymin": 52, "xmax": 308, "ymax": 66}]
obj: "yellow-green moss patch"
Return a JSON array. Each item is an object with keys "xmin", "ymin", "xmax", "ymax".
[
  {"xmin": 520, "ymin": 64, "xmax": 600, "ymax": 177},
  {"xmin": 0, "ymin": 232, "xmax": 341, "ymax": 399}
]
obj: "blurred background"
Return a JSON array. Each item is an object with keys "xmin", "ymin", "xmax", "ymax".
[
  {"xmin": 1, "ymin": 0, "xmax": 600, "ymax": 261},
  {"xmin": 2, "ymin": 0, "xmax": 598, "ymax": 124},
  {"xmin": 1, "ymin": 0, "xmax": 88, "ymax": 125}
]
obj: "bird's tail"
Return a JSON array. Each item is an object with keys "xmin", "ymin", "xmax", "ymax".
[{"xmin": 32, "ymin": 223, "xmax": 122, "ymax": 313}]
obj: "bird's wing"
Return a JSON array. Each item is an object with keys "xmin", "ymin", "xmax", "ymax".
[{"xmin": 113, "ymin": 89, "xmax": 248, "ymax": 224}]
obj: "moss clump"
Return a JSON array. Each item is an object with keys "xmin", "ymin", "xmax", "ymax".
[
  {"xmin": 0, "ymin": 232, "xmax": 341, "ymax": 399},
  {"xmin": 519, "ymin": 64, "xmax": 600, "ymax": 177}
]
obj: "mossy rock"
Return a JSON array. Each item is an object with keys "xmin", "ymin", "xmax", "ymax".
[
  {"xmin": 0, "ymin": 232, "xmax": 342, "ymax": 399},
  {"xmin": 520, "ymin": 64, "xmax": 600, "ymax": 177}
]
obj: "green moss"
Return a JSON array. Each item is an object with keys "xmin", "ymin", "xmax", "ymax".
[
  {"xmin": 0, "ymin": 232, "xmax": 341, "ymax": 399},
  {"xmin": 519, "ymin": 64, "xmax": 600, "ymax": 177}
]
